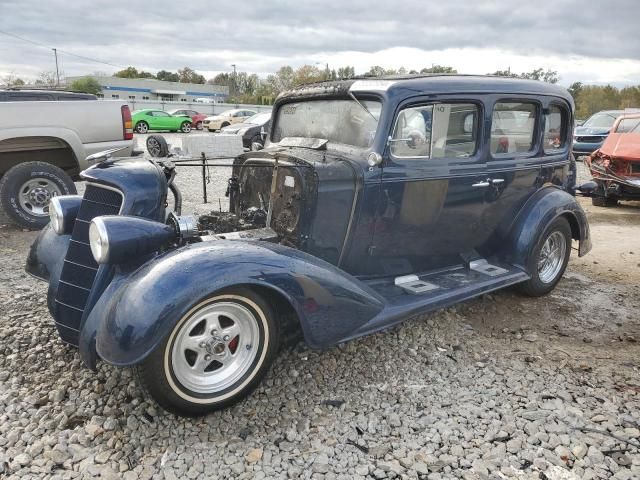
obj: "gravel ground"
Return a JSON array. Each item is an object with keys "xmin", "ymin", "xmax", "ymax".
[{"xmin": 0, "ymin": 139, "xmax": 639, "ymax": 479}]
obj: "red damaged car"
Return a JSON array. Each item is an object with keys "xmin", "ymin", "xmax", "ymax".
[
  {"xmin": 580, "ymin": 113, "xmax": 640, "ymax": 207},
  {"xmin": 168, "ymin": 109, "xmax": 207, "ymax": 130}
]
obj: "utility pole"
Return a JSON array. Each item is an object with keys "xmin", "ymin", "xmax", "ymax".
[
  {"xmin": 52, "ymin": 48, "xmax": 60, "ymax": 88},
  {"xmin": 231, "ymin": 64, "xmax": 237, "ymax": 100}
]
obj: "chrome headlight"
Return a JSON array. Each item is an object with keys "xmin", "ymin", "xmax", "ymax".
[
  {"xmin": 49, "ymin": 198, "xmax": 63, "ymax": 234},
  {"xmin": 49, "ymin": 195, "xmax": 82, "ymax": 235},
  {"xmin": 89, "ymin": 217, "xmax": 110, "ymax": 264},
  {"xmin": 89, "ymin": 216, "xmax": 177, "ymax": 264}
]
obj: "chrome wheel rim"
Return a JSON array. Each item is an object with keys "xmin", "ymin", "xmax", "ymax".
[
  {"xmin": 538, "ymin": 231, "xmax": 566, "ymax": 284},
  {"xmin": 137, "ymin": 122, "xmax": 148, "ymax": 133},
  {"xmin": 147, "ymin": 137, "xmax": 162, "ymax": 157},
  {"xmin": 182, "ymin": 123, "xmax": 191, "ymax": 133},
  {"xmin": 170, "ymin": 301, "xmax": 260, "ymax": 394},
  {"xmin": 18, "ymin": 178, "xmax": 62, "ymax": 216}
]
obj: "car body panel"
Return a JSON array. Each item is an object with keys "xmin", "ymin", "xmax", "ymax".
[
  {"xmin": 132, "ymin": 109, "xmax": 191, "ymax": 132},
  {"xmin": 583, "ymin": 114, "xmax": 640, "ymax": 201},
  {"xmin": 204, "ymin": 109, "xmax": 257, "ymax": 131},
  {"xmin": 168, "ymin": 109, "xmax": 207, "ymax": 127}
]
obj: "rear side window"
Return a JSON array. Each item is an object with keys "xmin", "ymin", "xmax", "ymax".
[
  {"xmin": 390, "ymin": 103, "xmax": 479, "ymax": 159},
  {"xmin": 544, "ymin": 105, "xmax": 568, "ymax": 153},
  {"xmin": 491, "ymin": 102, "xmax": 536, "ymax": 154}
]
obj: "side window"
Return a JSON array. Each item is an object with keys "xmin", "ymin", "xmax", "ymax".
[
  {"xmin": 390, "ymin": 103, "xmax": 479, "ymax": 159},
  {"xmin": 491, "ymin": 102, "xmax": 536, "ymax": 154},
  {"xmin": 431, "ymin": 103, "xmax": 478, "ymax": 158},
  {"xmin": 390, "ymin": 106, "xmax": 432, "ymax": 158},
  {"xmin": 544, "ymin": 105, "xmax": 567, "ymax": 153}
]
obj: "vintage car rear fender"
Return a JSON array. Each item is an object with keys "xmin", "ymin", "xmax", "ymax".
[
  {"xmin": 88, "ymin": 240, "xmax": 386, "ymax": 368},
  {"xmin": 503, "ymin": 186, "xmax": 592, "ymax": 269}
]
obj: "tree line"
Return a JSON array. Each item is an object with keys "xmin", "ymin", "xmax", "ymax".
[{"xmin": 4, "ymin": 64, "xmax": 639, "ymax": 118}]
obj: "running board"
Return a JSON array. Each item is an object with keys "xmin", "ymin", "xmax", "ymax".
[{"xmin": 348, "ymin": 262, "xmax": 529, "ymax": 340}]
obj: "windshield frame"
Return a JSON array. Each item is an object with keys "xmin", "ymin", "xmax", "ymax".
[{"xmin": 270, "ymin": 95, "xmax": 383, "ymax": 149}]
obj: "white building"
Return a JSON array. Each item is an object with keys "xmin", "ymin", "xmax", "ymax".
[{"xmin": 67, "ymin": 75, "xmax": 229, "ymax": 103}]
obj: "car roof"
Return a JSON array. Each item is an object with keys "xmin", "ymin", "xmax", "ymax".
[{"xmin": 278, "ymin": 74, "xmax": 574, "ymax": 104}]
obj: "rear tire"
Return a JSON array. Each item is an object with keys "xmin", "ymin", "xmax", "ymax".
[
  {"xmin": 136, "ymin": 287, "xmax": 280, "ymax": 416},
  {"xmin": 135, "ymin": 121, "xmax": 149, "ymax": 134},
  {"xmin": 591, "ymin": 196, "xmax": 618, "ymax": 207},
  {"xmin": 518, "ymin": 217, "xmax": 572, "ymax": 297},
  {"xmin": 0, "ymin": 162, "xmax": 76, "ymax": 229},
  {"xmin": 180, "ymin": 122, "xmax": 192, "ymax": 133}
]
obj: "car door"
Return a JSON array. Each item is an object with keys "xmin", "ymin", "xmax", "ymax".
[
  {"xmin": 482, "ymin": 98, "xmax": 570, "ymax": 254},
  {"xmin": 368, "ymin": 100, "xmax": 491, "ymax": 276},
  {"xmin": 152, "ymin": 111, "xmax": 173, "ymax": 130}
]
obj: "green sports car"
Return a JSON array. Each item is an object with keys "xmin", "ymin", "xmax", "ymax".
[{"xmin": 132, "ymin": 109, "xmax": 193, "ymax": 134}]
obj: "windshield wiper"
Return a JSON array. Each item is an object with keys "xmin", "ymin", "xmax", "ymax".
[{"xmin": 348, "ymin": 91, "xmax": 378, "ymax": 123}]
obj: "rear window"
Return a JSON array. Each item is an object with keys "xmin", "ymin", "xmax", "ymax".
[
  {"xmin": 491, "ymin": 102, "xmax": 537, "ymax": 154},
  {"xmin": 544, "ymin": 105, "xmax": 568, "ymax": 153}
]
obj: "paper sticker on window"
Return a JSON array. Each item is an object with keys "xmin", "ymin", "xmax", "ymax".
[{"xmin": 284, "ymin": 175, "xmax": 295, "ymax": 187}]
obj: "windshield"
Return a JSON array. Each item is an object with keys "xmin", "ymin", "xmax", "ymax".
[
  {"xmin": 272, "ymin": 99, "xmax": 381, "ymax": 148},
  {"xmin": 584, "ymin": 113, "xmax": 618, "ymax": 129},
  {"xmin": 615, "ymin": 117, "xmax": 640, "ymax": 133},
  {"xmin": 246, "ymin": 113, "xmax": 271, "ymax": 125}
]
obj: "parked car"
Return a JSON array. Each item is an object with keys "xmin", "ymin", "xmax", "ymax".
[
  {"xmin": 0, "ymin": 89, "xmax": 97, "ymax": 101},
  {"xmin": 27, "ymin": 76, "xmax": 591, "ymax": 416},
  {"xmin": 168, "ymin": 109, "xmax": 207, "ymax": 130},
  {"xmin": 203, "ymin": 109, "xmax": 257, "ymax": 131},
  {"xmin": 0, "ymin": 100, "xmax": 133, "ymax": 228},
  {"xmin": 132, "ymin": 109, "xmax": 192, "ymax": 134},
  {"xmin": 194, "ymin": 97, "xmax": 215, "ymax": 104},
  {"xmin": 573, "ymin": 110, "xmax": 627, "ymax": 157},
  {"xmin": 579, "ymin": 113, "xmax": 640, "ymax": 206},
  {"xmin": 220, "ymin": 112, "xmax": 271, "ymax": 149}
]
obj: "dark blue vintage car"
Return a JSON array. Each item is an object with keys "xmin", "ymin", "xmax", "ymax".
[{"xmin": 27, "ymin": 75, "xmax": 591, "ymax": 416}]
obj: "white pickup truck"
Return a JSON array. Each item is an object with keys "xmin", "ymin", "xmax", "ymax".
[{"xmin": 0, "ymin": 99, "xmax": 134, "ymax": 228}]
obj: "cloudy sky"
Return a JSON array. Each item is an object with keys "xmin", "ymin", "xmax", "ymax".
[{"xmin": 1, "ymin": 0, "xmax": 640, "ymax": 86}]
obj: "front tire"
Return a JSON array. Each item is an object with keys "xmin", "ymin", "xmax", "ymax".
[
  {"xmin": 0, "ymin": 162, "xmax": 76, "ymax": 229},
  {"xmin": 195, "ymin": 121, "xmax": 203, "ymax": 130},
  {"xmin": 146, "ymin": 135, "xmax": 169, "ymax": 158},
  {"xmin": 518, "ymin": 217, "xmax": 572, "ymax": 297},
  {"xmin": 136, "ymin": 287, "xmax": 280, "ymax": 416}
]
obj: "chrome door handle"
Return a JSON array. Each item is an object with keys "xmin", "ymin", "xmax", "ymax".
[
  {"xmin": 472, "ymin": 181, "xmax": 490, "ymax": 188},
  {"xmin": 491, "ymin": 178, "xmax": 505, "ymax": 184}
]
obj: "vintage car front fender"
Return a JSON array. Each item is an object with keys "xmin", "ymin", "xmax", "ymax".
[
  {"xmin": 503, "ymin": 186, "xmax": 592, "ymax": 269},
  {"xmin": 86, "ymin": 240, "xmax": 385, "ymax": 368}
]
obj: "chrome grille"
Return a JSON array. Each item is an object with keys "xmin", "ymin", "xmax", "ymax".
[{"xmin": 54, "ymin": 184, "xmax": 122, "ymax": 345}]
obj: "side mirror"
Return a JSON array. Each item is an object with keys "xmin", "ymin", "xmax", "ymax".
[{"xmin": 251, "ymin": 142, "xmax": 264, "ymax": 151}]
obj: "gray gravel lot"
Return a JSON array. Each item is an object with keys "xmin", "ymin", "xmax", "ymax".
[{"xmin": 0, "ymin": 137, "xmax": 639, "ymax": 479}]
